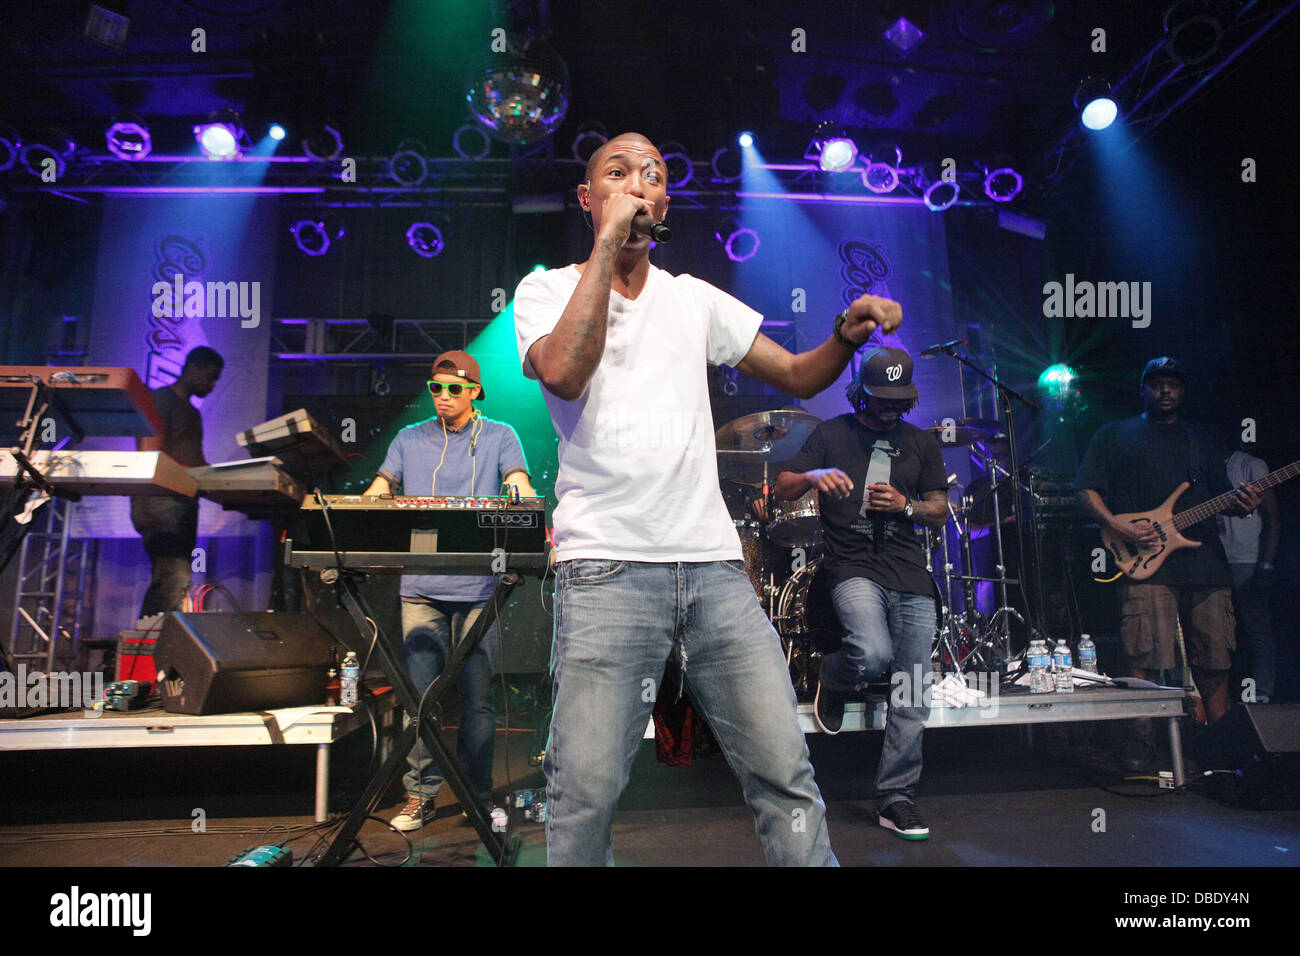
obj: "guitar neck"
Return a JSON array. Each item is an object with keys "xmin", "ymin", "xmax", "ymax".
[{"xmin": 1172, "ymin": 459, "xmax": 1300, "ymax": 532}]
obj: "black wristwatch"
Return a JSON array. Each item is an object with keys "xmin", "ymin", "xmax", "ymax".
[{"xmin": 832, "ymin": 309, "xmax": 857, "ymax": 349}]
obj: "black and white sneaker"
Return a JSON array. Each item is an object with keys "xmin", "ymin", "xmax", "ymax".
[
  {"xmin": 879, "ymin": 799, "xmax": 929, "ymax": 840},
  {"xmin": 813, "ymin": 682, "xmax": 844, "ymax": 735}
]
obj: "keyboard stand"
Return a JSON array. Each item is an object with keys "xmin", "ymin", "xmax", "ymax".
[{"xmin": 312, "ymin": 569, "xmax": 523, "ymax": 867}]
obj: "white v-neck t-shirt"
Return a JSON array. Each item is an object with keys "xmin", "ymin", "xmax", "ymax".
[{"xmin": 514, "ymin": 263, "xmax": 762, "ymax": 562}]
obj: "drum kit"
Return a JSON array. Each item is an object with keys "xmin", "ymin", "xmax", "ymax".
[{"xmin": 716, "ymin": 408, "xmax": 1030, "ymax": 699}]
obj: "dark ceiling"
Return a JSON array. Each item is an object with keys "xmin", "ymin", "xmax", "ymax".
[{"xmin": 1, "ymin": 0, "xmax": 1297, "ymax": 195}]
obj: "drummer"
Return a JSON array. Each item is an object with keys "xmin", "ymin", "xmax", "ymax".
[{"xmin": 773, "ymin": 347, "xmax": 949, "ymax": 841}]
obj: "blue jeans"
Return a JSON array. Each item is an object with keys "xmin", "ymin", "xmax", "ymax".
[
  {"xmin": 819, "ymin": 576, "xmax": 936, "ymax": 812},
  {"xmin": 544, "ymin": 559, "xmax": 836, "ymax": 867},
  {"xmin": 400, "ymin": 599, "xmax": 498, "ymax": 801}
]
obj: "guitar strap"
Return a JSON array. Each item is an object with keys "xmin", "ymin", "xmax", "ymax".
[{"xmin": 1184, "ymin": 423, "xmax": 1201, "ymax": 486}]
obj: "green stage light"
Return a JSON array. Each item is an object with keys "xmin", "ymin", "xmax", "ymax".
[
  {"xmin": 1037, "ymin": 363, "xmax": 1076, "ymax": 398},
  {"xmin": 532, "ymin": 264, "xmax": 547, "ymax": 273}
]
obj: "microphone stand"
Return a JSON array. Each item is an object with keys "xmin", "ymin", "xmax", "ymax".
[{"xmin": 932, "ymin": 346, "xmax": 1044, "ymax": 647}]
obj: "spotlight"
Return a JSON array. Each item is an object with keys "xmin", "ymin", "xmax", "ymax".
[
  {"xmin": 20, "ymin": 128, "xmax": 76, "ymax": 179},
  {"xmin": 1164, "ymin": 1, "xmax": 1222, "ymax": 66},
  {"xmin": 267, "ymin": 123, "xmax": 286, "ymax": 142},
  {"xmin": 452, "ymin": 123, "xmax": 490, "ymax": 161},
  {"xmin": 302, "ymin": 122, "xmax": 343, "ymax": 161},
  {"xmin": 658, "ymin": 141, "xmax": 694, "ymax": 189},
  {"xmin": 531, "ymin": 264, "xmax": 547, "ymax": 273},
  {"xmin": 861, "ymin": 142, "xmax": 901, "ymax": 193},
  {"xmin": 737, "ymin": 131, "xmax": 754, "ymax": 149},
  {"xmin": 1074, "ymin": 78, "xmax": 1117, "ymax": 131},
  {"xmin": 0, "ymin": 124, "xmax": 23, "ymax": 172},
  {"xmin": 465, "ymin": 33, "xmax": 570, "ymax": 144},
  {"xmin": 106, "ymin": 117, "xmax": 151, "ymax": 160},
  {"xmin": 884, "ymin": 16, "xmax": 927, "ymax": 55},
  {"xmin": 711, "ymin": 145, "xmax": 743, "ymax": 183},
  {"xmin": 983, "ymin": 166, "xmax": 1022, "ymax": 202},
  {"xmin": 194, "ymin": 111, "xmax": 244, "ymax": 160},
  {"xmin": 389, "ymin": 141, "xmax": 429, "ymax": 187},
  {"xmin": 923, "ymin": 179, "xmax": 960, "ymax": 212},
  {"xmin": 1037, "ymin": 364, "xmax": 1078, "ymax": 401},
  {"xmin": 406, "ymin": 222, "xmax": 444, "ymax": 258},
  {"xmin": 806, "ymin": 124, "xmax": 858, "ymax": 173},
  {"xmin": 716, "ymin": 225, "xmax": 760, "ymax": 263},
  {"xmin": 290, "ymin": 219, "xmax": 335, "ymax": 257},
  {"xmin": 571, "ymin": 120, "xmax": 608, "ymax": 164}
]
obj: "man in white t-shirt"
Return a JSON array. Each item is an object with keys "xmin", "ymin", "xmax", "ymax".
[{"xmin": 513, "ymin": 132, "xmax": 903, "ymax": 866}]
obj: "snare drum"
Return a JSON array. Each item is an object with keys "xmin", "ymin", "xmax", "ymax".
[{"xmin": 768, "ymin": 489, "xmax": 822, "ymax": 548}]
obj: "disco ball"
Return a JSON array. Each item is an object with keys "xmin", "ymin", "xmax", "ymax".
[{"xmin": 465, "ymin": 35, "xmax": 570, "ymax": 144}]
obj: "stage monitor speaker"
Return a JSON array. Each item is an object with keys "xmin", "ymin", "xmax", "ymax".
[
  {"xmin": 155, "ymin": 612, "xmax": 335, "ymax": 715},
  {"xmin": 1196, "ymin": 702, "xmax": 1300, "ymax": 809}
]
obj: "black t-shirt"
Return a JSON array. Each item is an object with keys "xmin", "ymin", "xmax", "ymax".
[
  {"xmin": 150, "ymin": 385, "xmax": 206, "ymax": 468},
  {"xmin": 1073, "ymin": 414, "xmax": 1231, "ymax": 587},
  {"xmin": 789, "ymin": 414, "xmax": 947, "ymax": 596}
]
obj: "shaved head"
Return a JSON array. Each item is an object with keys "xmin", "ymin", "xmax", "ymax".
[{"xmin": 584, "ymin": 132, "xmax": 659, "ymax": 182}]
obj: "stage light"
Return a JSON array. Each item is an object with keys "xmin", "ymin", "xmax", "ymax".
[
  {"xmin": 20, "ymin": 128, "xmax": 76, "ymax": 178},
  {"xmin": 983, "ymin": 166, "xmax": 1022, "ymax": 202},
  {"xmin": 1164, "ymin": 1, "xmax": 1223, "ymax": 66},
  {"xmin": 406, "ymin": 222, "xmax": 444, "ymax": 258},
  {"xmin": 923, "ymin": 179, "xmax": 960, "ymax": 212},
  {"xmin": 818, "ymin": 137, "xmax": 858, "ymax": 173},
  {"xmin": 532, "ymin": 264, "xmax": 547, "ymax": 273},
  {"xmin": 302, "ymin": 122, "xmax": 343, "ymax": 161},
  {"xmin": 860, "ymin": 142, "xmax": 901, "ymax": 193},
  {"xmin": 452, "ymin": 124, "xmax": 490, "ymax": 161},
  {"xmin": 0, "ymin": 124, "xmax": 18, "ymax": 172},
  {"xmin": 571, "ymin": 120, "xmax": 607, "ymax": 164},
  {"xmin": 194, "ymin": 111, "xmax": 244, "ymax": 160},
  {"xmin": 1074, "ymin": 78, "xmax": 1117, "ymax": 131},
  {"xmin": 658, "ymin": 141, "xmax": 694, "ymax": 188},
  {"xmin": 884, "ymin": 16, "xmax": 926, "ymax": 55},
  {"xmin": 711, "ymin": 145, "xmax": 743, "ymax": 182},
  {"xmin": 268, "ymin": 123, "xmax": 286, "ymax": 142},
  {"xmin": 290, "ymin": 219, "xmax": 332, "ymax": 257},
  {"xmin": 106, "ymin": 118, "xmax": 151, "ymax": 160},
  {"xmin": 465, "ymin": 34, "xmax": 570, "ymax": 144},
  {"xmin": 1037, "ymin": 364, "xmax": 1077, "ymax": 399},
  {"xmin": 716, "ymin": 225, "xmax": 760, "ymax": 263},
  {"xmin": 389, "ymin": 141, "xmax": 429, "ymax": 187},
  {"xmin": 737, "ymin": 131, "xmax": 754, "ymax": 149}
]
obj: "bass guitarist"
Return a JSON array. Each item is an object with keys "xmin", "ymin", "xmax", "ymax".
[{"xmin": 1074, "ymin": 357, "xmax": 1260, "ymax": 770}]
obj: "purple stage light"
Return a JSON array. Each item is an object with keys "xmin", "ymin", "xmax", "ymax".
[
  {"xmin": 106, "ymin": 120, "xmax": 151, "ymax": 160},
  {"xmin": 389, "ymin": 142, "xmax": 429, "ymax": 187},
  {"xmin": 923, "ymin": 179, "xmax": 960, "ymax": 212},
  {"xmin": 406, "ymin": 222, "xmax": 444, "ymax": 258},
  {"xmin": 20, "ymin": 129, "xmax": 76, "ymax": 179},
  {"xmin": 983, "ymin": 167, "xmax": 1022, "ymax": 202},
  {"xmin": 862, "ymin": 161, "xmax": 899, "ymax": 194},
  {"xmin": 290, "ymin": 220, "xmax": 331, "ymax": 256},
  {"xmin": 717, "ymin": 226, "xmax": 760, "ymax": 263},
  {"xmin": 819, "ymin": 137, "xmax": 858, "ymax": 173},
  {"xmin": 884, "ymin": 17, "xmax": 926, "ymax": 54},
  {"xmin": 452, "ymin": 124, "xmax": 490, "ymax": 161},
  {"xmin": 194, "ymin": 120, "xmax": 241, "ymax": 160},
  {"xmin": 658, "ymin": 141, "xmax": 694, "ymax": 188}
]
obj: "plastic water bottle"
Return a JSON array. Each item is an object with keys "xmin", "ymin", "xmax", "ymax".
[
  {"xmin": 1027, "ymin": 640, "xmax": 1052, "ymax": 693},
  {"xmin": 1078, "ymin": 634, "xmax": 1098, "ymax": 675},
  {"xmin": 1052, "ymin": 639, "xmax": 1074, "ymax": 693},
  {"xmin": 340, "ymin": 652, "xmax": 360, "ymax": 705}
]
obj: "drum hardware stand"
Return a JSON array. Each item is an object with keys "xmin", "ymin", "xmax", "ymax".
[
  {"xmin": 928, "ymin": 345, "xmax": 1044, "ymax": 641},
  {"xmin": 310, "ymin": 567, "xmax": 524, "ymax": 867}
]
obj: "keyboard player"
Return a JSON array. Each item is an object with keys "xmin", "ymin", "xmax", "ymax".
[
  {"xmin": 132, "ymin": 346, "xmax": 223, "ymax": 618},
  {"xmin": 363, "ymin": 350, "xmax": 536, "ymax": 831}
]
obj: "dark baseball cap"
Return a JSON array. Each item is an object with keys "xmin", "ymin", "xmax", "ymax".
[
  {"xmin": 1140, "ymin": 356, "xmax": 1187, "ymax": 386},
  {"xmin": 432, "ymin": 350, "xmax": 485, "ymax": 400},
  {"xmin": 855, "ymin": 347, "xmax": 919, "ymax": 400}
]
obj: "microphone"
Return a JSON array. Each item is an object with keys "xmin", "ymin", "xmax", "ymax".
[
  {"xmin": 631, "ymin": 212, "xmax": 672, "ymax": 243},
  {"xmin": 920, "ymin": 339, "xmax": 966, "ymax": 358}
]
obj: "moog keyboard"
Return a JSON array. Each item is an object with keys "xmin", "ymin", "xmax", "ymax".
[{"xmin": 285, "ymin": 494, "xmax": 548, "ymax": 574}]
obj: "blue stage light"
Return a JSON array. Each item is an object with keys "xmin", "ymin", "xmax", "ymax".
[{"xmin": 737, "ymin": 131, "xmax": 754, "ymax": 149}]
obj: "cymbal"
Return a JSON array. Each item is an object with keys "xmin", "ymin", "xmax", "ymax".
[
  {"xmin": 715, "ymin": 409, "xmax": 821, "ymax": 483},
  {"xmin": 926, "ymin": 417, "xmax": 1007, "ymax": 447}
]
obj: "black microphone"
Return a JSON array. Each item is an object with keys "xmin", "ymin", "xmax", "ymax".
[
  {"xmin": 631, "ymin": 212, "xmax": 672, "ymax": 243},
  {"xmin": 920, "ymin": 338, "xmax": 967, "ymax": 358}
]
